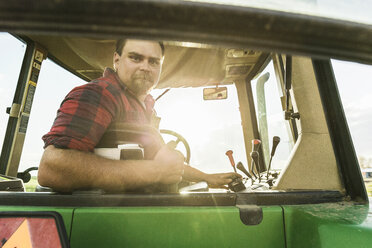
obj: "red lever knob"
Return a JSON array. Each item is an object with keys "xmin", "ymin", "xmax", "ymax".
[
  {"xmin": 225, "ymin": 150, "xmax": 236, "ymax": 172},
  {"xmin": 252, "ymin": 139, "xmax": 261, "ymax": 152}
]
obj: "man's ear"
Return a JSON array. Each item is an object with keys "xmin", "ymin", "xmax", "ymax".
[{"xmin": 113, "ymin": 52, "xmax": 120, "ymax": 71}]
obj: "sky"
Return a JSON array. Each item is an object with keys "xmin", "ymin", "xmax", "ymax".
[
  {"xmin": 1, "ymin": 32, "xmax": 372, "ymax": 175},
  {"xmin": 332, "ymin": 60, "xmax": 372, "ymax": 163}
]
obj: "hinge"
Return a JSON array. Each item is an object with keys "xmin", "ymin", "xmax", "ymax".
[{"xmin": 6, "ymin": 103, "xmax": 21, "ymax": 118}]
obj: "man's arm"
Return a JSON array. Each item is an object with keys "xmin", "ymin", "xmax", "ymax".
[
  {"xmin": 38, "ymin": 145, "xmax": 184, "ymax": 192},
  {"xmin": 183, "ymin": 165, "xmax": 241, "ymax": 188}
]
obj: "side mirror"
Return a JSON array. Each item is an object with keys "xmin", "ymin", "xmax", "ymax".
[{"xmin": 203, "ymin": 87, "xmax": 228, "ymax": 100}]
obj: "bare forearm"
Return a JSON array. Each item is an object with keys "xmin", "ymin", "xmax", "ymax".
[
  {"xmin": 38, "ymin": 145, "xmax": 160, "ymax": 192},
  {"xmin": 183, "ymin": 164, "xmax": 242, "ymax": 188},
  {"xmin": 183, "ymin": 165, "xmax": 208, "ymax": 182}
]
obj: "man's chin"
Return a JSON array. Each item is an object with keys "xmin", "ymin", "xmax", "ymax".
[{"xmin": 131, "ymin": 80, "xmax": 153, "ymax": 95}]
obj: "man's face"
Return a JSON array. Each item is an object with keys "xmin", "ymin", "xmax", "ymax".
[{"xmin": 113, "ymin": 39, "xmax": 163, "ymax": 97}]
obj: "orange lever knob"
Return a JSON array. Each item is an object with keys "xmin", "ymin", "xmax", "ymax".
[{"xmin": 225, "ymin": 150, "xmax": 236, "ymax": 172}]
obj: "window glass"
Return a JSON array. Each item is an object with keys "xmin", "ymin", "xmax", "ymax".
[
  {"xmin": 332, "ymin": 59, "xmax": 372, "ymax": 196},
  {"xmin": 0, "ymin": 33, "xmax": 26, "ymax": 151},
  {"xmin": 0, "ymin": 33, "xmax": 86, "ymax": 190},
  {"xmin": 19, "ymin": 59, "xmax": 85, "ymax": 177},
  {"xmin": 16, "ymin": 59, "xmax": 85, "ymax": 191},
  {"xmin": 1, "ymin": 32, "xmax": 247, "ymax": 189},
  {"xmin": 250, "ymin": 61, "xmax": 294, "ymax": 171},
  {"xmin": 152, "ymin": 85, "xmax": 247, "ymax": 174}
]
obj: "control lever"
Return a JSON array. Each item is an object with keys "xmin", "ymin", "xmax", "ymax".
[
  {"xmin": 248, "ymin": 139, "xmax": 261, "ymax": 178},
  {"xmin": 236, "ymin": 162, "xmax": 253, "ymax": 180},
  {"xmin": 267, "ymin": 136, "xmax": 281, "ymax": 179},
  {"xmin": 249, "ymin": 154, "xmax": 258, "ymax": 179},
  {"xmin": 250, "ymin": 151, "xmax": 261, "ymax": 182},
  {"xmin": 252, "ymin": 139, "xmax": 261, "ymax": 153},
  {"xmin": 225, "ymin": 150, "xmax": 246, "ymax": 192},
  {"xmin": 225, "ymin": 150, "xmax": 237, "ymax": 173}
]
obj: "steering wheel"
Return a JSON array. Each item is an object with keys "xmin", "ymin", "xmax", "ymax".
[{"xmin": 160, "ymin": 129, "xmax": 191, "ymax": 164}]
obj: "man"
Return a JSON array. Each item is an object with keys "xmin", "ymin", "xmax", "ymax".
[{"xmin": 38, "ymin": 39, "xmax": 240, "ymax": 192}]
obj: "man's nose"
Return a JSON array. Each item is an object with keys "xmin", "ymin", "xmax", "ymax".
[{"xmin": 139, "ymin": 60, "xmax": 151, "ymax": 71}]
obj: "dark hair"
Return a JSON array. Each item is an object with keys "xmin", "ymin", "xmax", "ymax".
[{"xmin": 115, "ymin": 39, "xmax": 164, "ymax": 56}]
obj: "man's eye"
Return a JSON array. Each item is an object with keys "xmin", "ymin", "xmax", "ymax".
[
  {"xmin": 149, "ymin": 59, "xmax": 160, "ymax": 66},
  {"xmin": 129, "ymin": 55, "xmax": 141, "ymax": 62}
]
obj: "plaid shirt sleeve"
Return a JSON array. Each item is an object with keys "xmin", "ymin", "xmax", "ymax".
[{"xmin": 42, "ymin": 80, "xmax": 119, "ymax": 152}]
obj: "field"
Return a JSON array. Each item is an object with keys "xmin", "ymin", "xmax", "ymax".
[
  {"xmin": 24, "ymin": 176, "xmax": 38, "ymax": 192},
  {"xmin": 366, "ymin": 182, "xmax": 372, "ymax": 197}
]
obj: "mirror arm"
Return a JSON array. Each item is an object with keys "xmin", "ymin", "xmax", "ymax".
[{"xmin": 284, "ymin": 56, "xmax": 300, "ymax": 120}]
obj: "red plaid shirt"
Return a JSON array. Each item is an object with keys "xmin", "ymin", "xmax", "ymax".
[{"xmin": 42, "ymin": 68, "xmax": 156, "ymax": 152}]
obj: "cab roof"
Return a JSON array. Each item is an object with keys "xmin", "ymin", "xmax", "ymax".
[{"xmin": 2, "ymin": 0, "xmax": 372, "ymax": 68}]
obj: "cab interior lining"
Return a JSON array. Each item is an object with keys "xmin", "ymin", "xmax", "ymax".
[
  {"xmin": 24, "ymin": 35, "xmax": 264, "ymax": 89},
  {"xmin": 275, "ymin": 56, "xmax": 344, "ymax": 192}
]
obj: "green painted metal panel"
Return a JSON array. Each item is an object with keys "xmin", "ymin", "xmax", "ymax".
[
  {"xmin": 0, "ymin": 206, "xmax": 74, "ymax": 238},
  {"xmin": 283, "ymin": 203, "xmax": 372, "ymax": 248},
  {"xmin": 71, "ymin": 206, "xmax": 284, "ymax": 248}
]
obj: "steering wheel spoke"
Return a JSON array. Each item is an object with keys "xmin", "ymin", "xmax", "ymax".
[{"xmin": 160, "ymin": 129, "xmax": 191, "ymax": 164}]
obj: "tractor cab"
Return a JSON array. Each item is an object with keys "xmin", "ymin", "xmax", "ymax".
[{"xmin": 1, "ymin": 35, "xmax": 344, "ymax": 195}]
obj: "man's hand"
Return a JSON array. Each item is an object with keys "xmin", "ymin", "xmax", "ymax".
[
  {"xmin": 153, "ymin": 145, "xmax": 185, "ymax": 184},
  {"xmin": 204, "ymin": 172, "xmax": 242, "ymax": 188}
]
